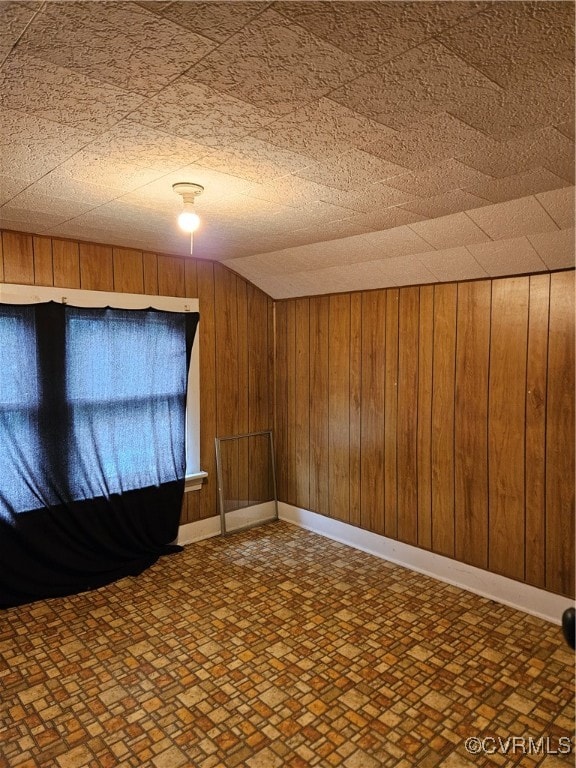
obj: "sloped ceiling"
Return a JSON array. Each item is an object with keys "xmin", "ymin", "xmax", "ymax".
[{"xmin": 0, "ymin": 0, "xmax": 574, "ymax": 298}]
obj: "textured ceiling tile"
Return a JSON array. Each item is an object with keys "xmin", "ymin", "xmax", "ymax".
[
  {"xmin": 24, "ymin": 174, "xmax": 126, "ymax": 208},
  {"xmin": 458, "ymin": 126, "xmax": 575, "ymax": 180},
  {"xmin": 369, "ymin": 254, "xmax": 437, "ymax": 286},
  {"xmin": 127, "ymin": 80, "xmax": 276, "ymax": 148},
  {"xmin": 360, "ymin": 225, "xmax": 435, "ymax": 259},
  {"xmin": 248, "ymin": 175, "xmax": 330, "ymax": 207},
  {"xmin": 0, "ymin": 207, "xmax": 70, "ymax": 229},
  {"xmin": 345, "ymin": 206, "xmax": 427, "ymax": 232},
  {"xmin": 385, "ymin": 159, "xmax": 493, "ymax": 198},
  {"xmin": 0, "ymin": 1, "xmax": 40, "ymax": 62},
  {"xmin": 253, "ymin": 97, "xmax": 399, "ymax": 162},
  {"xmin": 465, "ymin": 236, "xmax": 547, "ymax": 277},
  {"xmin": 51, "ymin": 151, "xmax": 167, "ymax": 194},
  {"xmin": 143, "ymin": 1, "xmax": 265, "ymax": 43},
  {"xmin": 401, "ymin": 189, "xmax": 491, "ymax": 219},
  {"xmin": 535, "ymin": 187, "xmax": 575, "ymax": 230},
  {"xmin": 527, "ymin": 228, "xmax": 575, "ymax": 270},
  {"xmin": 0, "ymin": 175, "xmax": 30, "ymax": 206},
  {"xmin": 439, "ymin": 2, "xmax": 574, "ymax": 90},
  {"xmin": 261, "ymin": 201, "xmax": 356, "ymax": 234},
  {"xmin": 330, "ymin": 40, "xmax": 502, "ymax": 130},
  {"xmin": 221, "ymin": 251, "xmax": 310, "ymax": 280},
  {"xmin": 245, "ymin": 273, "xmax": 321, "ymax": 300},
  {"xmin": 274, "ymin": 1, "xmax": 489, "ymax": 65},
  {"xmin": 290, "ymin": 216, "xmax": 380, "ymax": 243},
  {"xmin": 300, "ymin": 261, "xmax": 400, "ymax": 293},
  {"xmin": 417, "ymin": 246, "xmax": 488, "ymax": 282},
  {"xmin": 409, "ymin": 212, "xmax": 491, "ymax": 250},
  {"xmin": 360, "ymin": 111, "xmax": 498, "ymax": 172},
  {"xmin": 207, "ymin": 194, "xmax": 288, "ymax": 224},
  {"xmin": 0, "ymin": 217, "xmax": 53, "ymax": 237},
  {"xmin": 293, "ymin": 148, "xmax": 407, "ymax": 192},
  {"xmin": 451, "ymin": 58, "xmax": 574, "ymax": 139},
  {"xmin": 194, "ymin": 138, "xmax": 314, "ymax": 184},
  {"xmin": 187, "ymin": 9, "xmax": 367, "ymax": 116},
  {"xmin": 327, "ymin": 181, "xmax": 419, "ymax": 214},
  {"xmin": 254, "ymin": 258, "xmax": 404, "ymax": 298},
  {"xmin": 0, "ymin": 108, "xmax": 97, "ymax": 182},
  {"xmin": 284, "ymin": 234, "xmax": 378, "ymax": 271},
  {"xmin": 65, "ymin": 202, "xmax": 173, "ymax": 232},
  {"xmin": 19, "ymin": 2, "xmax": 216, "ymax": 96},
  {"xmin": 1, "ymin": 190, "xmax": 95, "ymax": 220},
  {"xmin": 76, "ymin": 121, "xmax": 214, "ymax": 173},
  {"xmin": 465, "ymin": 167, "xmax": 571, "ymax": 204},
  {"xmin": 0, "ymin": 53, "xmax": 144, "ymax": 131},
  {"xmin": 555, "ymin": 118, "xmax": 575, "ymax": 141},
  {"xmin": 1, "ymin": 1, "xmax": 573, "ymax": 289},
  {"xmin": 465, "ymin": 196, "xmax": 560, "ymax": 240}
]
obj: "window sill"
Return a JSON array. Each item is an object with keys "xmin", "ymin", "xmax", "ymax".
[{"xmin": 184, "ymin": 471, "xmax": 208, "ymax": 492}]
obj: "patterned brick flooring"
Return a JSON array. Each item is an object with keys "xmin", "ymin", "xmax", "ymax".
[{"xmin": 0, "ymin": 522, "xmax": 574, "ymax": 768}]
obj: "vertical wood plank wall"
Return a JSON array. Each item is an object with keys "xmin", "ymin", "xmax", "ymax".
[
  {"xmin": 1, "ymin": 228, "xmax": 574, "ymax": 599},
  {"xmin": 0, "ymin": 229, "xmax": 274, "ymax": 525},
  {"xmin": 275, "ymin": 272, "xmax": 575, "ymax": 598}
]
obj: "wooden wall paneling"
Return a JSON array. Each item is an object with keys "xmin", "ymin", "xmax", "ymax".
[
  {"xmin": 143, "ymin": 252, "xmax": 159, "ymax": 295},
  {"xmin": 488, "ymin": 277, "xmax": 529, "ymax": 580},
  {"xmin": 112, "ymin": 247, "xmax": 144, "ymax": 293},
  {"xmin": 183, "ymin": 259, "xmax": 200, "ymax": 522},
  {"xmin": 183, "ymin": 256, "xmax": 201, "ymax": 523},
  {"xmin": 79, "ymin": 243, "xmax": 113, "ymax": 291},
  {"xmin": 397, "ymin": 287, "xmax": 419, "ymax": 545},
  {"xmin": 2, "ymin": 231, "xmax": 34, "ymax": 284},
  {"xmin": 237, "ymin": 277, "xmax": 249, "ymax": 508},
  {"xmin": 285, "ymin": 300, "xmax": 297, "ymax": 505},
  {"xmin": 384, "ymin": 288, "xmax": 399, "ymax": 538},
  {"xmin": 157, "ymin": 255, "xmax": 185, "ymax": 297},
  {"xmin": 0, "ymin": 230, "xmax": 4, "ymax": 281},
  {"xmin": 360, "ymin": 290, "xmax": 386, "ymax": 533},
  {"xmin": 455, "ymin": 280, "xmax": 491, "ymax": 569},
  {"xmin": 248, "ymin": 433, "xmax": 269, "ymax": 505},
  {"xmin": 247, "ymin": 285, "xmax": 269, "ymax": 432},
  {"xmin": 431, "ymin": 283, "xmax": 457, "ymax": 557},
  {"xmin": 214, "ymin": 266, "xmax": 239, "ymax": 510},
  {"xmin": 309, "ymin": 296, "xmax": 330, "ymax": 516},
  {"xmin": 328, "ymin": 294, "xmax": 351, "ymax": 522},
  {"xmin": 417, "ymin": 285, "xmax": 434, "ymax": 550},
  {"xmin": 184, "ymin": 258, "xmax": 198, "ymax": 299},
  {"xmin": 546, "ymin": 271, "xmax": 575, "ymax": 597},
  {"xmin": 52, "ymin": 239, "xmax": 80, "ymax": 288},
  {"xmin": 268, "ymin": 298, "xmax": 275, "ymax": 438},
  {"xmin": 247, "ymin": 285, "xmax": 270, "ymax": 503},
  {"xmin": 183, "ymin": 481, "xmax": 201, "ymax": 523},
  {"xmin": 524, "ymin": 274, "xmax": 550, "ymax": 588},
  {"xmin": 295, "ymin": 298, "xmax": 310, "ymax": 510},
  {"xmin": 33, "ymin": 236, "xmax": 54, "ymax": 286},
  {"xmin": 275, "ymin": 301, "xmax": 289, "ymax": 502},
  {"xmin": 349, "ymin": 293, "xmax": 362, "ymax": 528},
  {"xmin": 267, "ymin": 297, "xmax": 275, "ymax": 499},
  {"xmin": 197, "ymin": 260, "xmax": 218, "ymax": 519}
]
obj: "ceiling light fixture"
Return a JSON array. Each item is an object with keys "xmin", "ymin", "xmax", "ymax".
[{"xmin": 173, "ymin": 182, "xmax": 204, "ymax": 255}]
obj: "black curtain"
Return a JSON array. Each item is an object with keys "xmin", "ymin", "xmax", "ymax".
[{"xmin": 0, "ymin": 302, "xmax": 199, "ymax": 608}]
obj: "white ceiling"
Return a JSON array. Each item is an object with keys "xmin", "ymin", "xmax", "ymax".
[{"xmin": 0, "ymin": 1, "xmax": 574, "ymax": 298}]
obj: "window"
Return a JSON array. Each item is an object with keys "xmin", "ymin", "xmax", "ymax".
[{"xmin": 0, "ymin": 284, "xmax": 205, "ymax": 505}]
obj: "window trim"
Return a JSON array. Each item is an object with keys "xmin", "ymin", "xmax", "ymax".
[{"xmin": 0, "ymin": 283, "xmax": 205, "ymax": 490}]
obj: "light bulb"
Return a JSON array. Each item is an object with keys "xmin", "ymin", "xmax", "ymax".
[{"xmin": 178, "ymin": 210, "xmax": 200, "ymax": 233}]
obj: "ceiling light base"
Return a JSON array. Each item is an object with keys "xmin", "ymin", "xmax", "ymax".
[{"xmin": 173, "ymin": 182, "xmax": 204, "ymax": 203}]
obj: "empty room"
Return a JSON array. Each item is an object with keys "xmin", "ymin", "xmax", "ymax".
[{"xmin": 0, "ymin": 2, "xmax": 574, "ymax": 767}]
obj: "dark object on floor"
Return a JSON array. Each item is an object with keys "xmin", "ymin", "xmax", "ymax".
[{"xmin": 561, "ymin": 607, "xmax": 575, "ymax": 649}]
